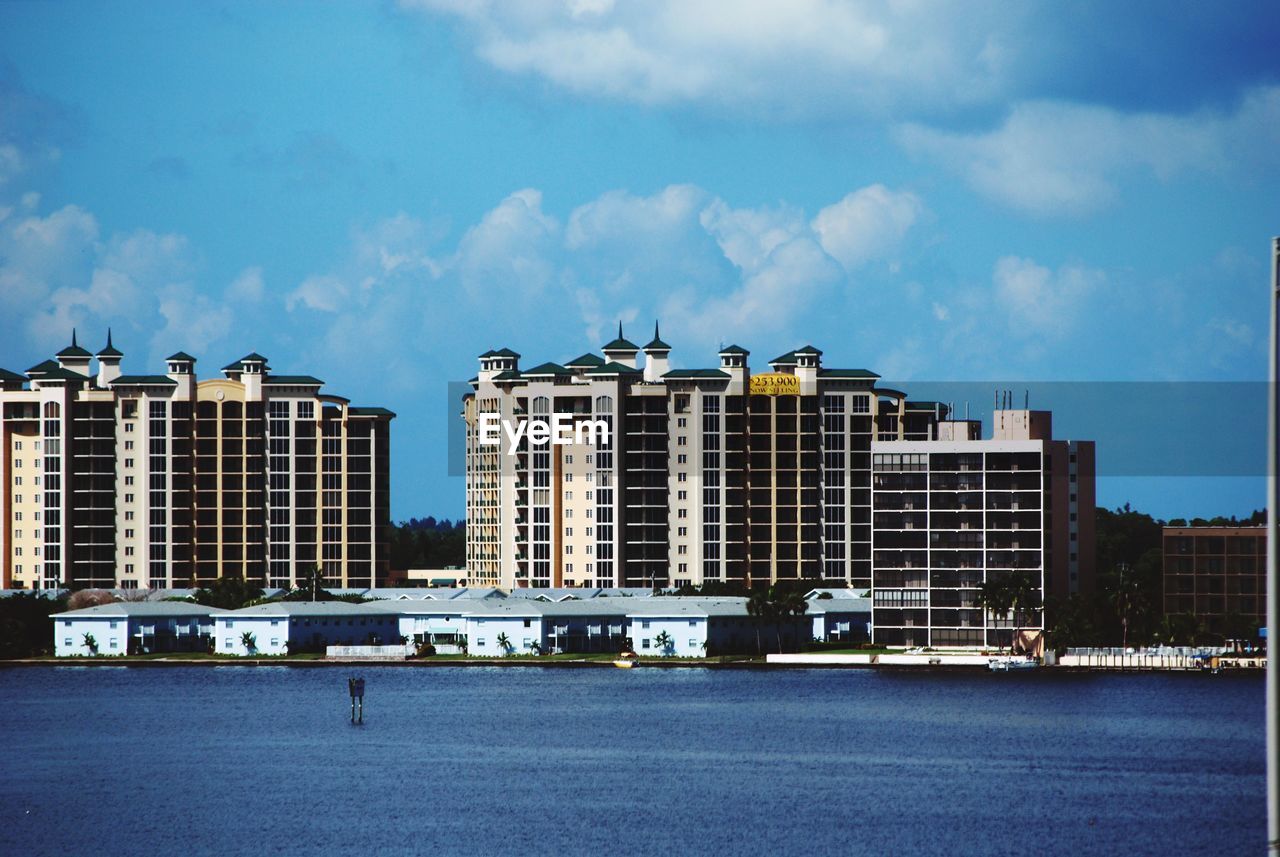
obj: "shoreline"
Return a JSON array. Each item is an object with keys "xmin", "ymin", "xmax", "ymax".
[{"xmin": 0, "ymin": 656, "xmax": 1264, "ymax": 674}]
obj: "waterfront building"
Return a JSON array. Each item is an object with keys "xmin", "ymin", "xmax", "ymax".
[
  {"xmin": 803, "ymin": 590, "xmax": 872, "ymax": 643},
  {"xmin": 464, "ymin": 328, "xmax": 920, "ymax": 591},
  {"xmin": 213, "ymin": 601, "xmax": 401, "ymax": 656},
  {"xmin": 462, "ymin": 329, "xmax": 1095, "ymax": 649},
  {"xmin": 51, "ymin": 601, "xmax": 223, "ymax": 656},
  {"xmin": 871, "ymin": 410, "xmax": 1095, "ymax": 648},
  {"xmin": 1, "ymin": 333, "xmax": 394, "ymax": 592},
  {"xmin": 47, "ymin": 591, "xmax": 824, "ymax": 657},
  {"xmin": 1162, "ymin": 525, "xmax": 1267, "ymax": 635}
]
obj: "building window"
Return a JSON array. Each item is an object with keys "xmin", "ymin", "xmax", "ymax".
[{"xmin": 642, "ymin": 638, "xmax": 650, "ymax": 649}]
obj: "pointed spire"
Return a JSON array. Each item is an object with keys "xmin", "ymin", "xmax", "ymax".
[
  {"xmin": 58, "ymin": 326, "xmax": 92, "ymax": 358},
  {"xmin": 618, "ymin": 320, "xmax": 624, "ymax": 340},
  {"xmin": 654, "ymin": 320, "xmax": 660, "ymax": 340},
  {"xmin": 97, "ymin": 327, "xmax": 123, "ymax": 358},
  {"xmin": 603, "ymin": 320, "xmax": 639, "ymax": 352},
  {"xmin": 644, "ymin": 318, "xmax": 671, "ymax": 351}
]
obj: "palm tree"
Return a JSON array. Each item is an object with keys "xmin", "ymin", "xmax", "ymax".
[
  {"xmin": 240, "ymin": 631, "xmax": 257, "ymax": 654},
  {"xmin": 653, "ymin": 630, "xmax": 674, "ymax": 656},
  {"xmin": 527, "ymin": 640, "xmax": 543, "ymax": 656},
  {"xmin": 496, "ymin": 632, "xmax": 511, "ymax": 655},
  {"xmin": 747, "ymin": 589, "xmax": 770, "ymax": 654},
  {"xmin": 82, "ymin": 632, "xmax": 98, "ymax": 656},
  {"xmin": 975, "ymin": 577, "xmax": 1014, "ymax": 652},
  {"xmin": 777, "ymin": 588, "xmax": 809, "ymax": 653},
  {"xmin": 1007, "ymin": 575, "xmax": 1042, "ymax": 653},
  {"xmin": 1110, "ymin": 563, "xmax": 1142, "ymax": 650}
]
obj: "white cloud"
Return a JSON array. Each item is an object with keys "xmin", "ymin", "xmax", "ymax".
[
  {"xmin": 28, "ymin": 229, "xmax": 197, "ymax": 348},
  {"xmin": 566, "ymin": 184, "xmax": 704, "ymax": 250},
  {"xmin": 454, "ymin": 188, "xmax": 559, "ymax": 300},
  {"xmin": 286, "ymin": 213, "xmax": 445, "ymax": 313},
  {"xmin": 699, "ymin": 198, "xmax": 804, "ymax": 273},
  {"xmin": 226, "ymin": 266, "xmax": 265, "ymax": 303},
  {"xmin": 0, "ymin": 204, "xmax": 99, "ymax": 310},
  {"xmin": 810, "ymin": 185, "xmax": 922, "ymax": 271},
  {"xmin": 992, "ymin": 255, "xmax": 1104, "ymax": 335},
  {"xmin": 405, "ymin": 0, "xmax": 1015, "ymax": 117},
  {"xmin": 897, "ymin": 86, "xmax": 1280, "ymax": 215}
]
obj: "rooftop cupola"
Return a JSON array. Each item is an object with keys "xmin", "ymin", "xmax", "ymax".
[
  {"xmin": 793, "ymin": 344, "xmax": 822, "ymax": 393},
  {"xmin": 717, "ymin": 344, "xmax": 749, "ymax": 394},
  {"xmin": 96, "ymin": 329, "xmax": 123, "ymax": 386},
  {"xmin": 602, "ymin": 321, "xmax": 639, "ymax": 369},
  {"xmin": 642, "ymin": 321, "xmax": 671, "ymax": 382},
  {"xmin": 166, "ymin": 350, "xmax": 197, "ymax": 375},
  {"xmin": 55, "ymin": 329, "xmax": 93, "ymax": 376}
]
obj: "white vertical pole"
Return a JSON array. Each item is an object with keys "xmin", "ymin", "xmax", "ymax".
[{"xmin": 1268, "ymin": 236, "xmax": 1279, "ymax": 852}]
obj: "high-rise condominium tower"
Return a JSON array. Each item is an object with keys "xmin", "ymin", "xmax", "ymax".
[{"xmin": 0, "ymin": 333, "xmax": 393, "ymax": 591}]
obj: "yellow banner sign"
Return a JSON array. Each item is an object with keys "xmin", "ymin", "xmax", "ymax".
[{"xmin": 749, "ymin": 372, "xmax": 800, "ymax": 396}]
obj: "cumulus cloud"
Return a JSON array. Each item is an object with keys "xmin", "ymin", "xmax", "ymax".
[
  {"xmin": 897, "ymin": 86, "xmax": 1280, "ymax": 215},
  {"xmin": 28, "ymin": 229, "xmax": 198, "ymax": 347},
  {"xmin": 0, "ymin": 204, "xmax": 100, "ymax": 309},
  {"xmin": 286, "ymin": 213, "xmax": 445, "ymax": 313},
  {"xmin": 403, "ymin": 0, "xmax": 1016, "ymax": 117},
  {"xmin": 810, "ymin": 185, "xmax": 922, "ymax": 271},
  {"xmin": 454, "ymin": 188, "xmax": 559, "ymax": 300},
  {"xmin": 991, "ymin": 255, "xmax": 1104, "ymax": 335},
  {"xmin": 284, "ymin": 181, "xmax": 924, "ymax": 374}
]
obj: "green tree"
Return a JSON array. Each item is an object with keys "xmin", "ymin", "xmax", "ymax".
[
  {"xmin": 975, "ymin": 577, "xmax": 1014, "ymax": 652},
  {"xmin": 0, "ymin": 591, "xmax": 65, "ymax": 658},
  {"xmin": 240, "ymin": 631, "xmax": 257, "ymax": 653},
  {"xmin": 195, "ymin": 575, "xmax": 264, "ymax": 610},
  {"xmin": 82, "ymin": 632, "xmax": 99, "ymax": 655},
  {"xmin": 746, "ymin": 589, "xmax": 771, "ymax": 654},
  {"xmin": 496, "ymin": 632, "xmax": 511, "ymax": 654},
  {"xmin": 653, "ymin": 630, "xmax": 674, "ymax": 656}
]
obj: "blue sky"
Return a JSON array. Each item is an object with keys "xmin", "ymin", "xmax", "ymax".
[{"xmin": 0, "ymin": 0, "xmax": 1277, "ymax": 521}]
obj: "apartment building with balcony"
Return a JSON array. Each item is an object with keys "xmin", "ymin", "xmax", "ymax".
[
  {"xmin": 1, "ymin": 332, "xmax": 394, "ymax": 591},
  {"xmin": 462, "ymin": 326, "xmax": 1097, "ymax": 630},
  {"xmin": 870, "ymin": 412, "xmax": 1095, "ymax": 648}
]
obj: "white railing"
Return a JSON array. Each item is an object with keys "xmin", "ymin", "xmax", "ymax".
[{"xmin": 326, "ymin": 644, "xmax": 412, "ymax": 661}]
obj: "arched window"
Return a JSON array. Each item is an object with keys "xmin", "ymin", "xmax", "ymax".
[
  {"xmin": 594, "ymin": 395, "xmax": 613, "ymax": 413},
  {"xmin": 531, "ymin": 396, "xmax": 550, "ymax": 415},
  {"xmin": 43, "ymin": 401, "xmax": 60, "ymax": 418}
]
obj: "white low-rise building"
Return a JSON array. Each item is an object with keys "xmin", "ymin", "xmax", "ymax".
[
  {"xmin": 51, "ymin": 602, "xmax": 223, "ymax": 656},
  {"xmin": 621, "ymin": 598, "xmax": 807, "ymax": 657},
  {"xmin": 804, "ymin": 591, "xmax": 872, "ymax": 643},
  {"xmin": 215, "ymin": 602, "xmax": 401, "ymax": 656}
]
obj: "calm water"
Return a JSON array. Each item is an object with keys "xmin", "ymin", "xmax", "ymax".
[{"xmin": 0, "ymin": 666, "xmax": 1263, "ymax": 856}]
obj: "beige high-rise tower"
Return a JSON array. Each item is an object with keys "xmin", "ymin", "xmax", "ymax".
[{"xmin": 0, "ymin": 333, "xmax": 394, "ymax": 591}]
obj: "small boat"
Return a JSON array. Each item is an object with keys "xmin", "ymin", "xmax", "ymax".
[
  {"xmin": 613, "ymin": 651, "xmax": 637, "ymax": 669},
  {"xmin": 988, "ymin": 655, "xmax": 1039, "ymax": 672}
]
